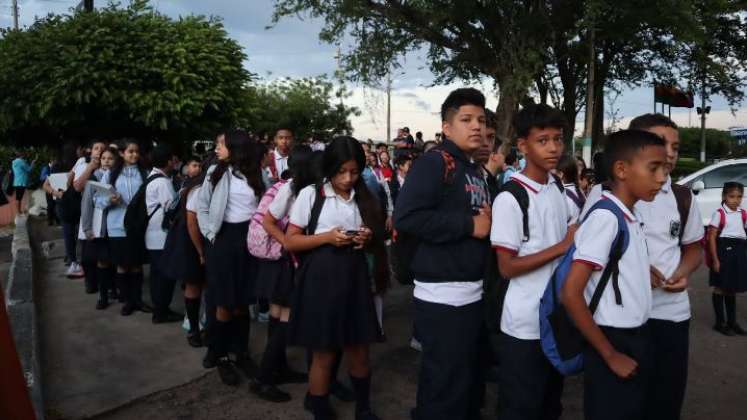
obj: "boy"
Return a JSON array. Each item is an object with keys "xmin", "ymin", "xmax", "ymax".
[
  {"xmin": 394, "ymin": 88, "xmax": 491, "ymax": 420},
  {"xmin": 580, "ymin": 115, "xmax": 703, "ymax": 420},
  {"xmin": 562, "ymin": 129, "xmax": 668, "ymax": 420},
  {"xmin": 145, "ymin": 144, "xmax": 181, "ymax": 324},
  {"xmin": 491, "ymin": 104, "xmax": 575, "ymax": 420},
  {"xmin": 270, "ymin": 128, "xmax": 293, "ymax": 182}
]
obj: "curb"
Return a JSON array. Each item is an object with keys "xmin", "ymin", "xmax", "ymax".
[{"xmin": 5, "ymin": 215, "xmax": 44, "ymax": 420}]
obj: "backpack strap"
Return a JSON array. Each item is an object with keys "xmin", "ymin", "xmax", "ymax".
[
  {"xmin": 717, "ymin": 208, "xmax": 726, "ymax": 232},
  {"xmin": 670, "ymin": 183, "xmax": 692, "ymax": 245},
  {"xmin": 502, "ymin": 180, "xmax": 530, "ymax": 242},
  {"xmin": 144, "ymin": 173, "xmax": 167, "ymax": 219},
  {"xmin": 565, "ymin": 188, "xmax": 584, "ymax": 210},
  {"xmin": 550, "ymin": 174, "xmax": 565, "ymax": 193},
  {"xmin": 741, "ymin": 209, "xmax": 747, "ymax": 229},
  {"xmin": 306, "ymin": 184, "xmax": 325, "ymax": 235}
]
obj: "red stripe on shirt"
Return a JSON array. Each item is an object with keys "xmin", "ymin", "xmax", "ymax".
[
  {"xmin": 573, "ymin": 259, "xmax": 602, "ymax": 270},
  {"xmin": 493, "ymin": 245, "xmax": 519, "ymax": 256},
  {"xmin": 511, "ymin": 178, "xmax": 538, "ymax": 194}
]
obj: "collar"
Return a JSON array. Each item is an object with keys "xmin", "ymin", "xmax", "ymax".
[
  {"xmin": 322, "ymin": 181, "xmax": 355, "ymax": 203},
  {"xmin": 150, "ymin": 168, "xmax": 167, "ymax": 177},
  {"xmin": 510, "ymin": 171, "xmax": 557, "ymax": 194},
  {"xmin": 721, "ymin": 204, "xmax": 743, "ymax": 214},
  {"xmin": 274, "ymin": 150, "xmax": 288, "ymax": 160},
  {"xmin": 601, "ymin": 191, "xmax": 637, "ymax": 222},
  {"xmin": 440, "ymin": 138, "xmax": 471, "ymax": 164},
  {"xmin": 659, "ymin": 176, "xmax": 672, "ymax": 194}
]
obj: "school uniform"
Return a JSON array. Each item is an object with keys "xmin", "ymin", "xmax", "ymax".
[
  {"xmin": 563, "ymin": 183, "xmax": 584, "ymax": 224},
  {"xmin": 709, "ymin": 205, "xmax": 747, "ymax": 293},
  {"xmin": 103, "ymin": 165, "xmax": 146, "ymax": 267},
  {"xmin": 76, "ymin": 164, "xmax": 100, "ymax": 291},
  {"xmin": 161, "ymin": 187, "xmax": 205, "ymax": 287},
  {"xmin": 271, "ymin": 150, "xmax": 289, "ymax": 181},
  {"xmin": 286, "ymin": 182, "xmax": 380, "ymax": 350},
  {"xmin": 393, "ymin": 138, "xmax": 490, "ymax": 420},
  {"xmin": 254, "ymin": 181, "xmax": 296, "ymax": 307},
  {"xmin": 490, "ymin": 172, "xmax": 568, "ymax": 420},
  {"xmin": 574, "ymin": 191, "xmax": 653, "ymax": 420},
  {"xmin": 145, "ymin": 168, "xmax": 178, "ymax": 319}
]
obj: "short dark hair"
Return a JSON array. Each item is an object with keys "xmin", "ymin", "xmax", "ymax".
[
  {"xmin": 505, "ymin": 149, "xmax": 518, "ymax": 166},
  {"xmin": 186, "ymin": 155, "xmax": 200, "ymax": 164},
  {"xmin": 629, "ymin": 113, "xmax": 678, "ymax": 131},
  {"xmin": 602, "ymin": 129, "xmax": 666, "ymax": 182},
  {"xmin": 394, "ymin": 155, "xmax": 412, "ymax": 168},
  {"xmin": 275, "ymin": 128, "xmax": 293, "ymax": 137},
  {"xmin": 722, "ymin": 181, "xmax": 744, "ymax": 197},
  {"xmin": 441, "ymin": 88, "xmax": 486, "ymax": 122},
  {"xmin": 513, "ymin": 103, "xmax": 566, "ymax": 139},
  {"xmin": 151, "ymin": 144, "xmax": 174, "ymax": 169},
  {"xmin": 485, "ymin": 109, "xmax": 497, "ymax": 130}
]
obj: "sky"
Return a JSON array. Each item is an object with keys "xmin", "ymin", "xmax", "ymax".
[{"xmin": 2, "ymin": 0, "xmax": 745, "ymax": 141}]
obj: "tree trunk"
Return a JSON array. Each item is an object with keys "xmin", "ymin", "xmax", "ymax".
[{"xmin": 495, "ymin": 80, "xmax": 522, "ymax": 143}]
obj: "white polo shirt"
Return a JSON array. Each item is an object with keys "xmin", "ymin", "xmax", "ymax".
[
  {"xmin": 185, "ymin": 187, "xmax": 200, "ymax": 213},
  {"xmin": 563, "ymin": 183, "xmax": 582, "ymax": 224},
  {"xmin": 224, "ymin": 173, "xmax": 258, "ymax": 223},
  {"xmin": 273, "ymin": 150, "xmax": 289, "ymax": 178},
  {"xmin": 269, "ymin": 180, "xmax": 295, "ymax": 220},
  {"xmin": 709, "ymin": 205, "xmax": 747, "ymax": 239},
  {"xmin": 145, "ymin": 169, "xmax": 176, "ymax": 250},
  {"xmin": 574, "ymin": 192, "xmax": 652, "ymax": 328},
  {"xmin": 490, "ymin": 172, "xmax": 569, "ymax": 340},
  {"xmin": 73, "ymin": 158, "xmax": 91, "ymax": 240},
  {"xmin": 584, "ymin": 178, "xmax": 704, "ymax": 322},
  {"xmin": 289, "ymin": 182, "xmax": 362, "ymax": 234}
]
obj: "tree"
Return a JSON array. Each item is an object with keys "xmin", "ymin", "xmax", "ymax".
[
  {"xmin": 678, "ymin": 127, "xmax": 733, "ymax": 160},
  {"xmin": 271, "ymin": 0, "xmax": 553, "ymax": 140},
  {"xmin": 0, "ymin": 0, "xmax": 252, "ymax": 146},
  {"xmin": 243, "ymin": 77, "xmax": 360, "ymax": 141}
]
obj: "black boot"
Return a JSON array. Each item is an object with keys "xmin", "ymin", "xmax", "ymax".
[
  {"xmin": 213, "ymin": 320, "xmax": 239, "ymax": 386},
  {"xmin": 712, "ymin": 293, "xmax": 733, "ymax": 336},
  {"xmin": 350, "ymin": 375, "xmax": 379, "ymax": 420},
  {"xmin": 725, "ymin": 295, "xmax": 746, "ymax": 335},
  {"xmin": 119, "ymin": 273, "xmax": 134, "ymax": 316},
  {"xmin": 96, "ymin": 266, "xmax": 110, "ymax": 310},
  {"xmin": 185, "ymin": 297, "xmax": 202, "ymax": 347},
  {"xmin": 308, "ymin": 394, "xmax": 336, "ymax": 420}
]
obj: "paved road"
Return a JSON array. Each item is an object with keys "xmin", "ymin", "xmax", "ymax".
[{"xmin": 29, "ymin": 216, "xmax": 747, "ymax": 420}]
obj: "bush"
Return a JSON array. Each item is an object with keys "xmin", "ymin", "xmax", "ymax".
[{"xmin": 671, "ymin": 158, "xmax": 708, "ymax": 180}]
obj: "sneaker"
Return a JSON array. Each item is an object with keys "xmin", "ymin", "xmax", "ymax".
[
  {"xmin": 249, "ymin": 380, "xmax": 292, "ymax": 403},
  {"xmin": 258, "ymin": 311, "xmax": 270, "ymax": 323},
  {"xmin": 409, "ymin": 337, "xmax": 422, "ymax": 352},
  {"xmin": 714, "ymin": 323, "xmax": 735, "ymax": 336},
  {"xmin": 729, "ymin": 323, "xmax": 747, "ymax": 336},
  {"xmin": 66, "ymin": 263, "xmax": 84, "ymax": 279},
  {"xmin": 330, "ymin": 380, "xmax": 355, "ymax": 402},
  {"xmin": 217, "ymin": 357, "xmax": 240, "ymax": 386}
]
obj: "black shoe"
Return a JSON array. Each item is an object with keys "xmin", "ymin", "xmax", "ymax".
[
  {"xmin": 121, "ymin": 304, "xmax": 135, "ymax": 316},
  {"xmin": 203, "ymin": 350, "xmax": 217, "ymax": 369},
  {"xmin": 134, "ymin": 303, "xmax": 153, "ymax": 313},
  {"xmin": 152, "ymin": 312, "xmax": 183, "ymax": 324},
  {"xmin": 95, "ymin": 300, "xmax": 109, "ymax": 310},
  {"xmin": 236, "ymin": 354, "xmax": 258, "ymax": 379},
  {"xmin": 729, "ymin": 323, "xmax": 747, "ymax": 335},
  {"xmin": 187, "ymin": 332, "xmax": 203, "ymax": 348},
  {"xmin": 714, "ymin": 323, "xmax": 735, "ymax": 336},
  {"xmin": 217, "ymin": 358, "xmax": 240, "ymax": 386},
  {"xmin": 249, "ymin": 380, "xmax": 292, "ymax": 403},
  {"xmin": 330, "ymin": 380, "xmax": 355, "ymax": 402},
  {"xmin": 356, "ymin": 410, "xmax": 381, "ymax": 420},
  {"xmin": 275, "ymin": 367, "xmax": 308, "ymax": 384}
]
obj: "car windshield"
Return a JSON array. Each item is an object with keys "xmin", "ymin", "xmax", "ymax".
[{"xmin": 701, "ymin": 164, "xmax": 747, "ymax": 188}]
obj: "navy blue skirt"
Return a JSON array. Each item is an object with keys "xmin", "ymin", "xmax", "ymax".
[
  {"xmin": 160, "ymin": 216, "xmax": 205, "ymax": 286},
  {"xmin": 205, "ymin": 221, "xmax": 256, "ymax": 308},
  {"xmin": 288, "ymin": 245, "xmax": 380, "ymax": 350},
  {"xmin": 709, "ymin": 237, "xmax": 747, "ymax": 293},
  {"xmin": 254, "ymin": 254, "xmax": 295, "ymax": 306},
  {"xmin": 108, "ymin": 236, "xmax": 145, "ymax": 267}
]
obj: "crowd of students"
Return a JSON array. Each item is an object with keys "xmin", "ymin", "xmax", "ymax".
[{"xmin": 34, "ymin": 86, "xmax": 746, "ymax": 420}]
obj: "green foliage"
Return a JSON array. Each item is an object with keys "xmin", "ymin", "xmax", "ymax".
[
  {"xmin": 0, "ymin": 0, "xmax": 252, "ymax": 146},
  {"xmin": 678, "ymin": 127, "xmax": 733, "ymax": 160},
  {"xmin": 671, "ymin": 157, "xmax": 708, "ymax": 179},
  {"xmin": 243, "ymin": 77, "xmax": 360, "ymax": 141}
]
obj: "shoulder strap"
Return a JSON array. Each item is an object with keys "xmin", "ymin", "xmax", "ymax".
[
  {"xmin": 550, "ymin": 174, "xmax": 565, "ymax": 193},
  {"xmin": 718, "ymin": 208, "xmax": 726, "ymax": 232},
  {"xmin": 306, "ymin": 184, "xmax": 325, "ymax": 235},
  {"xmin": 671, "ymin": 183, "xmax": 692, "ymax": 244},
  {"xmin": 502, "ymin": 180, "xmax": 530, "ymax": 242}
]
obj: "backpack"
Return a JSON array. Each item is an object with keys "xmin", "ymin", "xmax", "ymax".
[
  {"xmin": 290, "ymin": 183, "xmax": 327, "ymax": 269},
  {"xmin": 391, "ymin": 148, "xmax": 457, "ymax": 285},
  {"xmin": 123, "ymin": 173, "xmax": 166, "ymax": 239},
  {"xmin": 248, "ymin": 180, "xmax": 289, "ymax": 260},
  {"xmin": 539, "ymin": 198, "xmax": 630, "ymax": 376},
  {"xmin": 705, "ymin": 206, "xmax": 747, "ymax": 269}
]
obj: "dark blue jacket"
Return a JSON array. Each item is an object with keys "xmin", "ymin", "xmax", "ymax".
[{"xmin": 393, "ymin": 139, "xmax": 490, "ymax": 283}]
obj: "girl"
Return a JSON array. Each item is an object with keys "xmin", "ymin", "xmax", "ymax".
[
  {"xmin": 82, "ymin": 147, "xmax": 118, "ymax": 309},
  {"xmin": 377, "ymin": 150, "xmax": 393, "ymax": 182},
  {"xmin": 285, "ymin": 136, "xmax": 384, "ymax": 420},
  {"xmin": 196, "ymin": 130, "xmax": 265, "ymax": 386},
  {"xmin": 101, "ymin": 139, "xmax": 150, "ymax": 316},
  {"xmin": 557, "ymin": 154, "xmax": 586, "ymax": 224},
  {"xmin": 250, "ymin": 145, "xmax": 315, "ymax": 402},
  {"xmin": 708, "ymin": 181, "xmax": 747, "ymax": 336}
]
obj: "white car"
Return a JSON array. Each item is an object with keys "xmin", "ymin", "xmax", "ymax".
[{"xmin": 677, "ymin": 158, "xmax": 747, "ymax": 226}]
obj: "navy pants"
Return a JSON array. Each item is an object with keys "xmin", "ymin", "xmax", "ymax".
[
  {"xmin": 644, "ymin": 319, "xmax": 689, "ymax": 420},
  {"xmin": 413, "ymin": 298, "xmax": 482, "ymax": 420}
]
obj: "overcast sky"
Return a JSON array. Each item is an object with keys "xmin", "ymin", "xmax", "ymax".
[{"xmin": 2, "ymin": 0, "xmax": 745, "ymax": 141}]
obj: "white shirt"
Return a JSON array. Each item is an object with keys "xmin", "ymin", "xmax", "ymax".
[
  {"xmin": 224, "ymin": 173, "xmax": 258, "ymax": 223},
  {"xmin": 73, "ymin": 158, "xmax": 91, "ymax": 240},
  {"xmin": 289, "ymin": 182, "xmax": 362, "ymax": 234},
  {"xmin": 710, "ymin": 205, "xmax": 747, "ymax": 239},
  {"xmin": 145, "ymin": 169, "xmax": 176, "ymax": 250},
  {"xmin": 185, "ymin": 187, "xmax": 200, "ymax": 213},
  {"xmin": 574, "ymin": 192, "xmax": 652, "ymax": 328},
  {"xmin": 413, "ymin": 280, "xmax": 484, "ymax": 307},
  {"xmin": 563, "ymin": 184, "xmax": 582, "ymax": 224},
  {"xmin": 490, "ymin": 172, "xmax": 569, "ymax": 340},
  {"xmin": 273, "ymin": 150, "xmax": 289, "ymax": 178},
  {"xmin": 583, "ymin": 178, "xmax": 704, "ymax": 322},
  {"xmin": 579, "ymin": 183, "xmax": 603, "ymax": 221},
  {"xmin": 268, "ymin": 181, "xmax": 294, "ymax": 220}
]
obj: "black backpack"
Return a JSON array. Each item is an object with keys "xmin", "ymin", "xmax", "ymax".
[
  {"xmin": 59, "ymin": 187, "xmax": 82, "ymax": 224},
  {"xmin": 124, "ymin": 173, "xmax": 166, "ymax": 239}
]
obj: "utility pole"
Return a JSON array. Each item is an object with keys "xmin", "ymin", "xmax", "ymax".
[
  {"xmin": 11, "ymin": 0, "xmax": 19, "ymax": 30},
  {"xmin": 84, "ymin": 0, "xmax": 94, "ymax": 12},
  {"xmin": 582, "ymin": 25, "xmax": 595, "ymax": 167},
  {"xmin": 334, "ymin": 46, "xmax": 344, "ymax": 106},
  {"xmin": 698, "ymin": 82, "xmax": 710, "ymax": 163},
  {"xmin": 386, "ymin": 74, "xmax": 392, "ymax": 144}
]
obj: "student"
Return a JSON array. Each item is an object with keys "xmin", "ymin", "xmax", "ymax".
[
  {"xmin": 285, "ymin": 136, "xmax": 384, "ymax": 420},
  {"xmin": 100, "ymin": 139, "xmax": 151, "ymax": 316},
  {"xmin": 377, "ymin": 150, "xmax": 393, "ymax": 182},
  {"xmin": 40, "ymin": 158, "xmax": 62, "ymax": 225},
  {"xmin": 557, "ymin": 154, "xmax": 585, "ymax": 224},
  {"xmin": 145, "ymin": 144, "xmax": 180, "ymax": 324},
  {"xmin": 75, "ymin": 140, "xmax": 108, "ymax": 290},
  {"xmin": 81, "ymin": 147, "xmax": 117, "ymax": 309},
  {"xmin": 196, "ymin": 130, "xmax": 265, "ymax": 386},
  {"xmin": 561, "ymin": 130, "xmax": 668, "ymax": 420},
  {"xmin": 11, "ymin": 151, "xmax": 36, "ymax": 215},
  {"xmin": 388, "ymin": 155, "xmax": 412, "ymax": 207},
  {"xmin": 579, "ymin": 168, "xmax": 594, "ymax": 197},
  {"xmin": 269, "ymin": 128, "xmax": 293, "ymax": 182},
  {"xmin": 394, "ymin": 88, "xmax": 491, "ymax": 420},
  {"xmin": 491, "ymin": 104, "xmax": 573, "ymax": 420},
  {"xmin": 500, "ymin": 149, "xmax": 519, "ymax": 185},
  {"xmin": 475, "ymin": 117, "xmax": 503, "ymax": 202},
  {"xmin": 251, "ymin": 145, "xmax": 315, "ymax": 402},
  {"xmin": 708, "ymin": 182, "xmax": 747, "ymax": 336}
]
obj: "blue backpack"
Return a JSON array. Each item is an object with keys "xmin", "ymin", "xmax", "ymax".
[{"xmin": 539, "ymin": 198, "xmax": 630, "ymax": 376}]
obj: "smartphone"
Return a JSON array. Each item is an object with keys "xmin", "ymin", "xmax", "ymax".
[{"xmin": 344, "ymin": 230, "xmax": 360, "ymax": 236}]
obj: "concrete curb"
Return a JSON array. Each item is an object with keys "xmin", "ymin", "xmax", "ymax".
[{"xmin": 5, "ymin": 215, "xmax": 44, "ymax": 420}]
